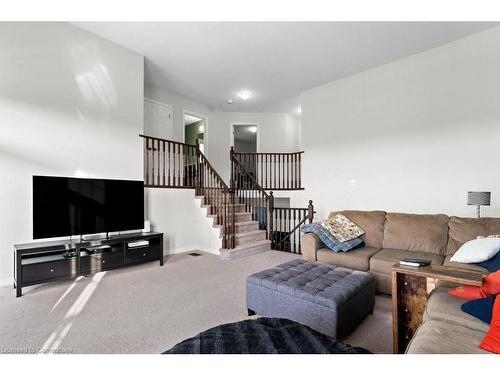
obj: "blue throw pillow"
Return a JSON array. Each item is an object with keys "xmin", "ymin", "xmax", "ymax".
[
  {"xmin": 476, "ymin": 252, "xmax": 500, "ymax": 272},
  {"xmin": 461, "ymin": 295, "xmax": 496, "ymax": 324},
  {"xmin": 301, "ymin": 223, "xmax": 364, "ymax": 252}
]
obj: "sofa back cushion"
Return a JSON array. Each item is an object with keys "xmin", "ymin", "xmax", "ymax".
[
  {"xmin": 447, "ymin": 217, "xmax": 500, "ymax": 255},
  {"xmin": 327, "ymin": 210, "xmax": 386, "ymax": 248},
  {"xmin": 383, "ymin": 213, "xmax": 449, "ymax": 255}
]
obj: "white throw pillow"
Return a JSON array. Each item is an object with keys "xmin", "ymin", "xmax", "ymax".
[{"xmin": 450, "ymin": 237, "xmax": 500, "ymax": 263}]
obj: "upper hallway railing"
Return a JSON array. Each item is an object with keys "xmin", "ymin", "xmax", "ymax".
[
  {"xmin": 141, "ymin": 134, "xmax": 197, "ymax": 188},
  {"xmin": 231, "ymin": 148, "xmax": 304, "ymax": 191}
]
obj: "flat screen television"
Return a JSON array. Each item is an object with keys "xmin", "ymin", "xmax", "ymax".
[{"xmin": 33, "ymin": 176, "xmax": 144, "ymax": 239}]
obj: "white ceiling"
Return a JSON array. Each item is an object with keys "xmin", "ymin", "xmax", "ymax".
[{"xmin": 73, "ymin": 22, "xmax": 497, "ymax": 115}]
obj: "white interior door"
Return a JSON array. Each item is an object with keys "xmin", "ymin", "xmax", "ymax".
[{"xmin": 144, "ymin": 98, "xmax": 172, "ymax": 139}]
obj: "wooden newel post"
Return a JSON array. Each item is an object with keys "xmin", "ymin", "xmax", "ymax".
[
  {"xmin": 230, "ymin": 146, "xmax": 235, "ymax": 190},
  {"xmin": 229, "ymin": 188, "xmax": 236, "ymax": 249},
  {"xmin": 269, "ymin": 191, "xmax": 274, "ymax": 244},
  {"xmin": 195, "ymin": 139, "xmax": 201, "ymax": 195},
  {"xmin": 307, "ymin": 200, "xmax": 314, "ymax": 223}
]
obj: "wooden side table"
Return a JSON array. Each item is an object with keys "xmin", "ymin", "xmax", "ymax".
[{"xmin": 391, "ymin": 264, "xmax": 483, "ymax": 354}]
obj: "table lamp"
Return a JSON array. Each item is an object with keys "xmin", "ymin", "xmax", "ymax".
[{"xmin": 467, "ymin": 191, "xmax": 491, "ymax": 218}]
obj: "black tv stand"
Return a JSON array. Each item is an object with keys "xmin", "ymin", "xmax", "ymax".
[{"xmin": 14, "ymin": 232, "xmax": 163, "ymax": 297}]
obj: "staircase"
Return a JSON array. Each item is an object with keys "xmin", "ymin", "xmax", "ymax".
[
  {"xmin": 140, "ymin": 134, "xmax": 314, "ymax": 259},
  {"xmin": 196, "ymin": 195, "xmax": 270, "ymax": 259}
]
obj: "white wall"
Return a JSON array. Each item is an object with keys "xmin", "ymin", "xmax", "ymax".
[
  {"xmin": 145, "ymin": 189, "xmax": 220, "ymax": 254},
  {"xmin": 145, "ymin": 86, "xmax": 213, "ymax": 143},
  {"xmin": 209, "ymin": 111, "xmax": 302, "ymax": 182},
  {"xmin": 0, "ymin": 22, "xmax": 144, "ymax": 285},
  {"xmin": 299, "ymin": 27, "xmax": 500, "ymax": 221}
]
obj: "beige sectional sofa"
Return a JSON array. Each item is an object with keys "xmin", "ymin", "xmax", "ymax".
[
  {"xmin": 301, "ymin": 210, "xmax": 499, "ymax": 354},
  {"xmin": 301, "ymin": 210, "xmax": 498, "ymax": 294},
  {"xmin": 406, "ymin": 287, "xmax": 490, "ymax": 353}
]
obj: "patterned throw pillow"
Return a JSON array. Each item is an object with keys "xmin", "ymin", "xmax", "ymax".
[
  {"xmin": 321, "ymin": 214, "xmax": 365, "ymax": 243},
  {"xmin": 301, "ymin": 223, "xmax": 364, "ymax": 252}
]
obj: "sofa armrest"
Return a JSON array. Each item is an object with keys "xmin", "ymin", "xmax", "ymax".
[{"xmin": 301, "ymin": 233, "xmax": 322, "ymax": 261}]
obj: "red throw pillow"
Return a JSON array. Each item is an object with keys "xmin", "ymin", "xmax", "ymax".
[
  {"xmin": 480, "ymin": 295, "xmax": 500, "ymax": 353},
  {"xmin": 449, "ymin": 285, "xmax": 485, "ymax": 300},
  {"xmin": 448, "ymin": 270, "xmax": 500, "ymax": 300}
]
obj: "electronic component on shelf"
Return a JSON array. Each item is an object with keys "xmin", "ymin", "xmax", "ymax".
[
  {"xmin": 86, "ymin": 245, "xmax": 112, "ymax": 254},
  {"xmin": 127, "ymin": 240, "xmax": 149, "ymax": 248}
]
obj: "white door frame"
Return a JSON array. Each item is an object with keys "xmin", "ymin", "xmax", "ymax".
[
  {"xmin": 144, "ymin": 97, "xmax": 173, "ymax": 139},
  {"xmin": 182, "ymin": 109, "xmax": 208, "ymax": 153},
  {"xmin": 231, "ymin": 122, "xmax": 260, "ymax": 153}
]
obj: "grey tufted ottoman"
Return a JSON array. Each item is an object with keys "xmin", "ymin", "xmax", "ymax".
[{"xmin": 246, "ymin": 259, "xmax": 375, "ymax": 339}]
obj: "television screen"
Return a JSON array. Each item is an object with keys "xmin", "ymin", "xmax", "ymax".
[{"xmin": 33, "ymin": 176, "xmax": 144, "ymax": 239}]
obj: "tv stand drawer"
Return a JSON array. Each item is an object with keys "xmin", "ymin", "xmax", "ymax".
[
  {"xmin": 125, "ymin": 247, "xmax": 157, "ymax": 264},
  {"xmin": 23, "ymin": 259, "xmax": 77, "ymax": 285},
  {"xmin": 80, "ymin": 251, "xmax": 124, "ymax": 273}
]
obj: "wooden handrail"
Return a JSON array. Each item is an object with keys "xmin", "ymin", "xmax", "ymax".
[
  {"xmin": 233, "ymin": 151, "xmax": 305, "ymax": 155},
  {"xmin": 139, "ymin": 134, "xmax": 192, "ymax": 147}
]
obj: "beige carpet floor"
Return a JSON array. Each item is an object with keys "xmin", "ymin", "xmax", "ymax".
[{"xmin": 0, "ymin": 250, "xmax": 392, "ymax": 354}]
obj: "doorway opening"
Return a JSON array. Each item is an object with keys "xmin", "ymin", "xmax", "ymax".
[
  {"xmin": 184, "ymin": 112, "xmax": 205, "ymax": 153},
  {"xmin": 232, "ymin": 124, "xmax": 258, "ymax": 153},
  {"xmin": 232, "ymin": 123, "xmax": 258, "ymax": 181}
]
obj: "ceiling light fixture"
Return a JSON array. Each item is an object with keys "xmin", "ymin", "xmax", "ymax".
[
  {"xmin": 248, "ymin": 126, "xmax": 257, "ymax": 133},
  {"xmin": 237, "ymin": 90, "xmax": 252, "ymax": 100},
  {"xmin": 297, "ymin": 107, "xmax": 302, "ymax": 114}
]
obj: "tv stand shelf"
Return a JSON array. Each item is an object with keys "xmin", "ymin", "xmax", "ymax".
[{"xmin": 14, "ymin": 232, "xmax": 163, "ymax": 297}]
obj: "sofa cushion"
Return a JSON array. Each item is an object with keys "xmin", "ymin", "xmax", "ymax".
[
  {"xmin": 370, "ymin": 248, "xmax": 443, "ymax": 274},
  {"xmin": 383, "ymin": 213, "xmax": 449, "ymax": 254},
  {"xmin": 447, "ymin": 216, "xmax": 500, "ymax": 255},
  {"xmin": 443, "ymin": 255, "xmax": 489, "ymax": 274},
  {"xmin": 369, "ymin": 270, "xmax": 392, "ymax": 295},
  {"xmin": 327, "ymin": 210, "xmax": 386, "ymax": 249},
  {"xmin": 424, "ymin": 287, "xmax": 489, "ymax": 333},
  {"xmin": 316, "ymin": 247, "xmax": 381, "ymax": 271},
  {"xmin": 406, "ymin": 320, "xmax": 490, "ymax": 354}
]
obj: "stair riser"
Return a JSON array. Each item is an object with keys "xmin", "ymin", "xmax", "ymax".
[
  {"xmin": 235, "ymin": 222, "xmax": 259, "ymax": 233},
  {"xmin": 235, "ymin": 232, "xmax": 266, "ymax": 246},
  {"xmin": 220, "ymin": 242, "xmax": 270, "ymax": 260},
  {"xmin": 209, "ymin": 205, "xmax": 247, "ymax": 213},
  {"xmin": 212, "ymin": 214, "xmax": 252, "ymax": 224},
  {"xmin": 218, "ymin": 222, "xmax": 260, "ymax": 233}
]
